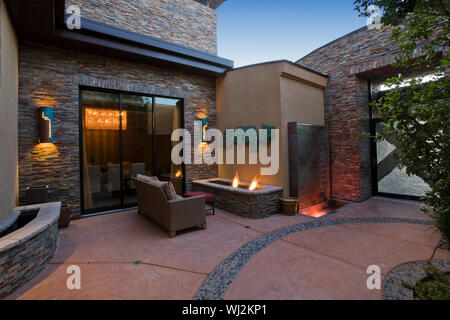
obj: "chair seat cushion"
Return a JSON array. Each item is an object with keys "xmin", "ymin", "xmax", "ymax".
[{"xmin": 184, "ymin": 192, "xmax": 215, "ymax": 203}]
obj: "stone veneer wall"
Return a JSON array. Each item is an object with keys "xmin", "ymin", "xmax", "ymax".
[
  {"xmin": 297, "ymin": 26, "xmax": 404, "ymax": 201},
  {"xmin": 18, "ymin": 41, "xmax": 218, "ymax": 217},
  {"xmin": 65, "ymin": 0, "xmax": 218, "ymax": 55},
  {"xmin": 0, "ymin": 223, "xmax": 59, "ymax": 297},
  {"xmin": 192, "ymin": 181, "xmax": 283, "ymax": 219},
  {"xmin": 0, "ymin": 203, "xmax": 60, "ymax": 298}
]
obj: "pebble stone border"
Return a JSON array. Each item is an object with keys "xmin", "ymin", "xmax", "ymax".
[
  {"xmin": 382, "ymin": 260, "xmax": 450, "ymax": 300},
  {"xmin": 194, "ymin": 217, "xmax": 434, "ymax": 300}
]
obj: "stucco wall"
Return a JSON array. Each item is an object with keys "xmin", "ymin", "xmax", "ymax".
[
  {"xmin": 0, "ymin": 0, "xmax": 18, "ymax": 222},
  {"xmin": 216, "ymin": 62, "xmax": 327, "ymax": 196},
  {"xmin": 280, "ymin": 76, "xmax": 325, "ymax": 198},
  {"xmin": 217, "ymin": 63, "xmax": 282, "ymax": 188},
  {"xmin": 18, "ymin": 40, "xmax": 217, "ymax": 217},
  {"xmin": 65, "ymin": 0, "xmax": 218, "ymax": 55}
]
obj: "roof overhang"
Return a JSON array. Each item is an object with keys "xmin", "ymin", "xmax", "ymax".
[
  {"xmin": 209, "ymin": 0, "xmax": 227, "ymax": 9},
  {"xmin": 5, "ymin": 0, "xmax": 234, "ymax": 77}
]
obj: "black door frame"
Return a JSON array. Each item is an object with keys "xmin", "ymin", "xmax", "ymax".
[{"xmin": 79, "ymin": 85, "xmax": 186, "ymax": 215}]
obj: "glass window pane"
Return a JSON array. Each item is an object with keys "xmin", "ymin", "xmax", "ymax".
[
  {"xmin": 82, "ymin": 90, "xmax": 121, "ymax": 211},
  {"xmin": 121, "ymin": 94, "xmax": 154, "ymax": 205},
  {"xmin": 154, "ymin": 97, "xmax": 183, "ymax": 194}
]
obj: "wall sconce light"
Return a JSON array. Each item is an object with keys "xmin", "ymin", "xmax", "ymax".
[
  {"xmin": 201, "ymin": 117, "xmax": 208, "ymax": 142},
  {"xmin": 39, "ymin": 107, "xmax": 54, "ymax": 143}
]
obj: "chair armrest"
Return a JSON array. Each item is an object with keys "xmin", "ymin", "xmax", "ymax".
[
  {"xmin": 167, "ymin": 196, "xmax": 206, "ymax": 231},
  {"xmin": 168, "ymin": 195, "xmax": 205, "ymax": 213}
]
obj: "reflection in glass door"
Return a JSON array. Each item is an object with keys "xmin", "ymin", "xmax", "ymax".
[
  {"xmin": 374, "ymin": 121, "xmax": 431, "ymax": 198},
  {"xmin": 121, "ymin": 94, "xmax": 154, "ymax": 205},
  {"xmin": 154, "ymin": 97, "xmax": 183, "ymax": 194},
  {"xmin": 82, "ymin": 90, "xmax": 122, "ymax": 211},
  {"xmin": 81, "ymin": 89, "xmax": 183, "ymax": 214}
]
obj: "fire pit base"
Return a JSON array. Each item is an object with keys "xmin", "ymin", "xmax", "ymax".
[{"xmin": 192, "ymin": 179, "xmax": 283, "ymax": 219}]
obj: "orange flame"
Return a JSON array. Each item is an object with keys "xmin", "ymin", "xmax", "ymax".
[
  {"xmin": 249, "ymin": 177, "xmax": 259, "ymax": 191},
  {"xmin": 232, "ymin": 173, "xmax": 240, "ymax": 188},
  {"xmin": 175, "ymin": 170, "xmax": 183, "ymax": 178}
]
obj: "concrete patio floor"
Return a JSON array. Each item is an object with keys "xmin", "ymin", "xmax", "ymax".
[{"xmin": 5, "ymin": 197, "xmax": 449, "ymax": 300}]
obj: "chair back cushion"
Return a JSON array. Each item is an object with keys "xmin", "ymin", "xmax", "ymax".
[
  {"xmin": 162, "ymin": 182, "xmax": 178, "ymax": 201},
  {"xmin": 136, "ymin": 174, "xmax": 159, "ymax": 183},
  {"xmin": 135, "ymin": 175, "xmax": 178, "ymax": 201}
]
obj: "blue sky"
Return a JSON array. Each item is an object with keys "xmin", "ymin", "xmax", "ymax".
[{"xmin": 217, "ymin": 0, "xmax": 367, "ymax": 67}]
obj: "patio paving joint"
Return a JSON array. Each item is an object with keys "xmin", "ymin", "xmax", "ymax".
[
  {"xmin": 339, "ymin": 223, "xmax": 439, "ymax": 250},
  {"xmin": 213, "ymin": 214, "xmax": 273, "ymax": 235},
  {"xmin": 278, "ymin": 238, "xmax": 384, "ymax": 274},
  {"xmin": 48, "ymin": 261, "xmax": 210, "ymax": 276},
  {"xmin": 431, "ymin": 244, "xmax": 441, "ymax": 261}
]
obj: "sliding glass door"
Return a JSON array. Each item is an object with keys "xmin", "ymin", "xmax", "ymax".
[
  {"xmin": 154, "ymin": 97, "xmax": 184, "ymax": 194},
  {"xmin": 81, "ymin": 90, "xmax": 122, "ymax": 211},
  {"xmin": 80, "ymin": 88, "xmax": 183, "ymax": 214}
]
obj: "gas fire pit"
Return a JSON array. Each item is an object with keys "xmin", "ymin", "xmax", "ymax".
[{"xmin": 192, "ymin": 178, "xmax": 283, "ymax": 219}]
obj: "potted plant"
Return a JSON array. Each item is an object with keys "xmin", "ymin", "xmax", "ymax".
[
  {"xmin": 280, "ymin": 197, "xmax": 299, "ymax": 216},
  {"xmin": 58, "ymin": 204, "xmax": 71, "ymax": 228}
]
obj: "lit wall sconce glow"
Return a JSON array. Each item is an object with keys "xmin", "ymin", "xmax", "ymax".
[
  {"xmin": 175, "ymin": 169, "xmax": 183, "ymax": 178},
  {"xmin": 201, "ymin": 117, "xmax": 208, "ymax": 142},
  {"xmin": 39, "ymin": 107, "xmax": 54, "ymax": 143}
]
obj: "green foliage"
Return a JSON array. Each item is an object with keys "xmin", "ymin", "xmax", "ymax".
[
  {"xmin": 354, "ymin": 0, "xmax": 449, "ymax": 26},
  {"xmin": 376, "ymin": 76, "xmax": 450, "ymax": 241},
  {"xmin": 403, "ymin": 262, "xmax": 450, "ymax": 300},
  {"xmin": 354, "ymin": 0, "xmax": 450, "ymax": 244}
]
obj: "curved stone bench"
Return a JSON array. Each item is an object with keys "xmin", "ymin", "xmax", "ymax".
[{"xmin": 0, "ymin": 202, "xmax": 60, "ymax": 298}]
